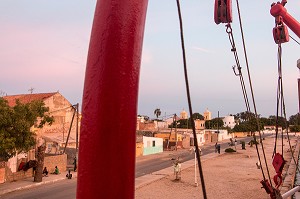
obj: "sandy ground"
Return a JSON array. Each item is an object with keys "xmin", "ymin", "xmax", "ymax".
[{"xmin": 135, "ymin": 135, "xmax": 298, "ymax": 199}]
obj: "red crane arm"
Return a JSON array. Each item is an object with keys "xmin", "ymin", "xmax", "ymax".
[{"xmin": 270, "ymin": 1, "xmax": 300, "ymax": 38}]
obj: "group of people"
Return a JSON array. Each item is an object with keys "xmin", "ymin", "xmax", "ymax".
[
  {"xmin": 42, "ymin": 166, "xmax": 59, "ymax": 177},
  {"xmin": 41, "ymin": 157, "xmax": 77, "ymax": 177}
]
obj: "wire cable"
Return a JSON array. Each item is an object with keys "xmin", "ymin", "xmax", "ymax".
[
  {"xmin": 235, "ymin": 0, "xmax": 273, "ymax": 185},
  {"xmin": 290, "ymin": 35, "xmax": 300, "ymax": 45},
  {"xmin": 176, "ymin": 1, "xmax": 207, "ymax": 198}
]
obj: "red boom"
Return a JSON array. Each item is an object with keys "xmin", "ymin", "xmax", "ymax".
[
  {"xmin": 77, "ymin": 1, "xmax": 148, "ymax": 198},
  {"xmin": 270, "ymin": 2, "xmax": 300, "ymax": 38}
]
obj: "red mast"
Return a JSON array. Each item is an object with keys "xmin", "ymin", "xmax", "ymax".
[{"xmin": 77, "ymin": 1, "xmax": 148, "ymax": 198}]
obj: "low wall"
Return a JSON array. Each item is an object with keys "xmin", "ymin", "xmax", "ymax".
[
  {"xmin": 44, "ymin": 154, "xmax": 67, "ymax": 174},
  {"xmin": 280, "ymin": 139, "xmax": 300, "ymax": 198},
  {"xmin": 136, "ymin": 142, "xmax": 143, "ymax": 157},
  {"xmin": 0, "ymin": 162, "xmax": 5, "ymax": 183},
  {"xmin": 143, "ymin": 146, "xmax": 163, "ymax": 156},
  {"xmin": 5, "ymin": 168, "xmax": 33, "ymax": 182}
]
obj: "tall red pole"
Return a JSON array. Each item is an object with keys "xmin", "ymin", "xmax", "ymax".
[{"xmin": 77, "ymin": 1, "xmax": 148, "ymax": 198}]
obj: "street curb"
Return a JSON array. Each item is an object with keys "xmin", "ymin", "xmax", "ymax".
[
  {"xmin": 0, "ymin": 178, "xmax": 65, "ymax": 196},
  {"xmin": 0, "ymin": 174, "xmax": 78, "ymax": 196}
]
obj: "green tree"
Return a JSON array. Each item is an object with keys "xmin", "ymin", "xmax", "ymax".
[
  {"xmin": 269, "ymin": 115, "xmax": 288, "ymax": 130},
  {"xmin": 191, "ymin": 113, "xmax": 204, "ymax": 120},
  {"xmin": 205, "ymin": 118, "xmax": 224, "ymax": 129},
  {"xmin": 290, "ymin": 125, "xmax": 300, "ymax": 132},
  {"xmin": 0, "ymin": 97, "xmax": 53, "ymax": 182},
  {"xmin": 289, "ymin": 113, "xmax": 300, "ymax": 125},
  {"xmin": 232, "ymin": 118, "xmax": 263, "ymax": 132}
]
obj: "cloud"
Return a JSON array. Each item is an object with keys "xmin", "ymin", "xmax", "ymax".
[{"xmin": 192, "ymin": 46, "xmax": 214, "ymax": 54}]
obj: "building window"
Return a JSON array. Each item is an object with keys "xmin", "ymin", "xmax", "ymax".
[{"xmin": 152, "ymin": 141, "xmax": 155, "ymax": 147}]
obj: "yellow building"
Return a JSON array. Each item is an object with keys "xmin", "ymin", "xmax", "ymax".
[
  {"xmin": 180, "ymin": 109, "xmax": 188, "ymax": 119},
  {"xmin": 203, "ymin": 109, "xmax": 212, "ymax": 121}
]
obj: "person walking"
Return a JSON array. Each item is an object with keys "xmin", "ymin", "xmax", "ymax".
[
  {"xmin": 217, "ymin": 144, "xmax": 221, "ymax": 154},
  {"xmin": 73, "ymin": 157, "xmax": 77, "ymax": 172},
  {"xmin": 215, "ymin": 142, "xmax": 218, "ymax": 153}
]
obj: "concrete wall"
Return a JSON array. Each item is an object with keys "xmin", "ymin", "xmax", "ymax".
[
  {"xmin": 217, "ymin": 129, "xmax": 232, "ymax": 141},
  {"xmin": 143, "ymin": 136, "xmax": 163, "ymax": 156},
  {"xmin": 5, "ymin": 167, "xmax": 33, "ymax": 183},
  {"xmin": 0, "ymin": 162, "xmax": 5, "ymax": 183},
  {"xmin": 136, "ymin": 142, "xmax": 143, "ymax": 157},
  {"xmin": 44, "ymin": 154, "xmax": 67, "ymax": 174},
  {"xmin": 36, "ymin": 92, "xmax": 80, "ymax": 148}
]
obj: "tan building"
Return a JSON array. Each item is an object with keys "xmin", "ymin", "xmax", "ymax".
[
  {"xmin": 203, "ymin": 109, "xmax": 212, "ymax": 121},
  {"xmin": 180, "ymin": 109, "xmax": 188, "ymax": 119},
  {"xmin": 194, "ymin": 119, "xmax": 205, "ymax": 130},
  {"xmin": 4, "ymin": 92, "xmax": 80, "ymax": 149}
]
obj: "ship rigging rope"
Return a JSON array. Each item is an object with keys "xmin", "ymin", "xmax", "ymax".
[
  {"xmin": 274, "ymin": 44, "xmax": 300, "ymax": 175},
  {"xmin": 273, "ymin": 44, "xmax": 285, "ymax": 157},
  {"xmin": 226, "ymin": 24, "xmax": 251, "ymax": 113},
  {"xmin": 234, "ymin": 0, "xmax": 273, "ymax": 184},
  {"xmin": 290, "ymin": 35, "xmax": 300, "ymax": 45},
  {"xmin": 176, "ymin": 1, "xmax": 207, "ymax": 198}
]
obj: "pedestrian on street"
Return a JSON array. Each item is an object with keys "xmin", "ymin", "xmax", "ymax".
[
  {"xmin": 234, "ymin": 139, "xmax": 238, "ymax": 150},
  {"xmin": 73, "ymin": 157, "xmax": 77, "ymax": 172},
  {"xmin": 215, "ymin": 142, "xmax": 218, "ymax": 153},
  {"xmin": 217, "ymin": 144, "xmax": 221, "ymax": 154}
]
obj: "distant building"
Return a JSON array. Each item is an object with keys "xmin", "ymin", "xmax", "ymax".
[
  {"xmin": 222, "ymin": 115, "xmax": 236, "ymax": 129},
  {"xmin": 203, "ymin": 109, "xmax": 212, "ymax": 121},
  {"xmin": 180, "ymin": 109, "xmax": 188, "ymax": 119},
  {"xmin": 194, "ymin": 119, "xmax": 205, "ymax": 130},
  {"xmin": 3, "ymin": 92, "xmax": 80, "ymax": 148}
]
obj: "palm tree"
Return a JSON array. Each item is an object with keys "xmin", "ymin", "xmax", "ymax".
[
  {"xmin": 154, "ymin": 108, "xmax": 161, "ymax": 131},
  {"xmin": 154, "ymin": 108, "xmax": 161, "ymax": 119}
]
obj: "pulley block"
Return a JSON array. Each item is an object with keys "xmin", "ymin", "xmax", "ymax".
[
  {"xmin": 273, "ymin": 23, "xmax": 289, "ymax": 44},
  {"xmin": 272, "ymin": 153, "xmax": 285, "ymax": 173},
  {"xmin": 214, "ymin": 0, "xmax": 232, "ymax": 24}
]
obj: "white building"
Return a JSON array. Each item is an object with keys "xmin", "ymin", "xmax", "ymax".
[
  {"xmin": 222, "ymin": 115, "xmax": 236, "ymax": 129},
  {"xmin": 143, "ymin": 136, "xmax": 163, "ymax": 155}
]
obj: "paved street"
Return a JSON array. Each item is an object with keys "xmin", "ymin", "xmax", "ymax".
[{"xmin": 0, "ymin": 134, "xmax": 271, "ymax": 199}]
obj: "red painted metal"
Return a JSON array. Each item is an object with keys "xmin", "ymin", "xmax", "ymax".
[
  {"xmin": 298, "ymin": 78, "xmax": 300, "ymax": 113},
  {"xmin": 273, "ymin": 23, "xmax": 289, "ymax": 44},
  {"xmin": 261, "ymin": 179, "xmax": 274, "ymax": 195},
  {"xmin": 270, "ymin": 2, "xmax": 300, "ymax": 38},
  {"xmin": 272, "ymin": 153, "xmax": 285, "ymax": 189},
  {"xmin": 214, "ymin": 0, "xmax": 232, "ymax": 24},
  {"xmin": 77, "ymin": 1, "xmax": 148, "ymax": 199}
]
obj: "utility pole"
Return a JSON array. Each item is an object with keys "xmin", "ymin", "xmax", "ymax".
[
  {"xmin": 297, "ymin": 59, "xmax": 300, "ymax": 113},
  {"xmin": 175, "ymin": 113, "xmax": 177, "ymax": 151},
  {"xmin": 217, "ymin": 111, "xmax": 219, "ymax": 142},
  {"xmin": 75, "ymin": 103, "xmax": 79, "ymax": 156}
]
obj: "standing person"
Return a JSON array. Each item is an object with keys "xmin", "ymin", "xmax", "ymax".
[
  {"xmin": 73, "ymin": 157, "xmax": 77, "ymax": 172},
  {"xmin": 234, "ymin": 139, "xmax": 238, "ymax": 150},
  {"xmin": 217, "ymin": 144, "xmax": 221, "ymax": 154},
  {"xmin": 215, "ymin": 142, "xmax": 218, "ymax": 153}
]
